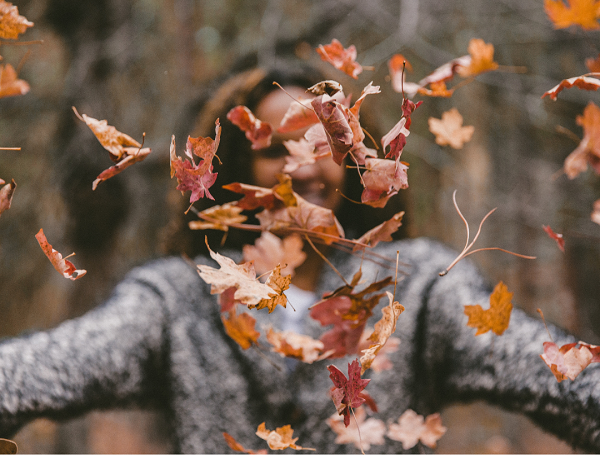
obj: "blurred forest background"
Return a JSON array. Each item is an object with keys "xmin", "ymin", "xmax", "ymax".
[{"xmin": 1, "ymin": 0, "xmax": 599, "ymax": 452}]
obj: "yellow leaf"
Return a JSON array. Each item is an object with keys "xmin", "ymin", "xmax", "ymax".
[{"xmin": 464, "ymin": 281, "xmax": 513, "ymax": 336}]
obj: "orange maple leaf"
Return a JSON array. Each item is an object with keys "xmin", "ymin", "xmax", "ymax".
[
  {"xmin": 227, "ymin": 105, "xmax": 273, "ymax": 150},
  {"xmin": 188, "ymin": 202, "xmax": 247, "ymax": 232},
  {"xmin": 464, "ymin": 281, "xmax": 513, "ymax": 336},
  {"xmin": 359, "ymin": 291, "xmax": 405, "ymax": 374},
  {"xmin": 428, "ymin": 108, "xmax": 474, "ymax": 149},
  {"xmin": 73, "ymin": 107, "xmax": 152, "ymax": 190},
  {"xmin": 0, "ymin": 0, "xmax": 33, "ymax": 39},
  {"xmin": 247, "ymin": 264, "xmax": 291, "ymax": 313},
  {"xmin": 387, "ymin": 410, "xmax": 447, "ymax": 450},
  {"xmin": 221, "ymin": 308, "xmax": 260, "ymax": 350},
  {"xmin": 540, "ymin": 341, "xmax": 600, "ymax": 381},
  {"xmin": 456, "ymin": 38, "xmax": 499, "ymax": 78},
  {"xmin": 222, "ymin": 432, "xmax": 267, "ymax": 454},
  {"xmin": 316, "ymin": 39, "xmax": 363, "ymax": 79},
  {"xmin": 0, "ymin": 64, "xmax": 29, "ymax": 98},
  {"xmin": 255, "ymin": 423, "xmax": 314, "ymax": 451},
  {"xmin": 35, "ymin": 229, "xmax": 87, "ymax": 281},
  {"xmin": 326, "ymin": 406, "xmax": 386, "ymax": 450},
  {"xmin": 0, "ymin": 178, "xmax": 16, "ymax": 217},
  {"xmin": 563, "ymin": 101, "xmax": 600, "ymax": 179},
  {"xmin": 242, "ymin": 232, "xmax": 306, "ymax": 277},
  {"xmin": 544, "ymin": 0, "xmax": 600, "ymax": 30}
]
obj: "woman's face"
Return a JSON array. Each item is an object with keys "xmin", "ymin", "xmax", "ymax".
[{"xmin": 251, "ymin": 87, "xmax": 345, "ymax": 212}]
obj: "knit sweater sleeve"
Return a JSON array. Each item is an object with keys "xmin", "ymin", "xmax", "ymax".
[
  {"xmin": 0, "ymin": 256, "xmax": 201, "ymax": 437},
  {"xmin": 406, "ymin": 239, "xmax": 600, "ymax": 452}
]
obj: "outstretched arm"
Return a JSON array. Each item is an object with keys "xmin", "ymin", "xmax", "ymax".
[
  {"xmin": 411, "ymin": 240, "xmax": 600, "ymax": 452},
  {"xmin": 0, "ymin": 256, "xmax": 199, "ymax": 437}
]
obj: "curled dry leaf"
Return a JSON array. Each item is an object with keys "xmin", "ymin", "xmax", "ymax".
[
  {"xmin": 222, "ymin": 432, "xmax": 267, "ymax": 454},
  {"xmin": 0, "ymin": 0, "xmax": 33, "ymax": 39},
  {"xmin": 0, "ymin": 64, "xmax": 29, "ymax": 98},
  {"xmin": 327, "ymin": 359, "xmax": 371, "ymax": 427},
  {"xmin": 358, "ymin": 330, "xmax": 401, "ymax": 373},
  {"xmin": 242, "ymin": 232, "xmax": 306, "ymax": 277},
  {"xmin": 256, "ymin": 422, "xmax": 314, "ymax": 451},
  {"xmin": 359, "ymin": 291, "xmax": 405, "ymax": 374},
  {"xmin": 361, "ymin": 158, "xmax": 409, "ymax": 208},
  {"xmin": 316, "ymin": 39, "xmax": 362, "ymax": 79},
  {"xmin": 563, "ymin": 101, "xmax": 600, "ymax": 179},
  {"xmin": 197, "ymin": 243, "xmax": 274, "ymax": 306},
  {"xmin": 326, "ymin": 406, "xmax": 386, "ymax": 451},
  {"xmin": 0, "ymin": 438, "xmax": 17, "ymax": 455},
  {"xmin": 387, "ymin": 409, "xmax": 447, "ymax": 450},
  {"xmin": 428, "ymin": 108, "xmax": 475, "ymax": 149},
  {"xmin": 542, "ymin": 74, "xmax": 600, "ymax": 100},
  {"xmin": 35, "ymin": 229, "xmax": 87, "ymax": 281},
  {"xmin": 221, "ymin": 307, "xmax": 260, "ymax": 350},
  {"xmin": 266, "ymin": 328, "xmax": 331, "ymax": 363},
  {"xmin": 464, "ymin": 281, "xmax": 513, "ymax": 336},
  {"xmin": 540, "ymin": 340, "xmax": 600, "ymax": 382},
  {"xmin": 227, "ymin": 105, "xmax": 273, "ymax": 150},
  {"xmin": 277, "ymin": 98, "xmax": 318, "ymax": 133},
  {"xmin": 542, "ymin": 225, "xmax": 565, "ymax": 252},
  {"xmin": 0, "ymin": 178, "xmax": 16, "ymax": 217},
  {"xmin": 170, "ymin": 121, "xmax": 220, "ymax": 202},
  {"xmin": 282, "ymin": 138, "xmax": 330, "ymax": 174},
  {"xmin": 544, "ymin": 0, "xmax": 600, "ymax": 30},
  {"xmin": 353, "ymin": 211, "xmax": 404, "ymax": 252},
  {"xmin": 73, "ymin": 107, "xmax": 152, "ymax": 190},
  {"xmin": 306, "ymin": 80, "xmax": 343, "ymax": 97},
  {"xmin": 188, "ymin": 202, "xmax": 247, "ymax": 232}
]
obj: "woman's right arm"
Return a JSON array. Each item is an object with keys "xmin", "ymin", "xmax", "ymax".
[{"xmin": 0, "ymin": 256, "xmax": 201, "ymax": 436}]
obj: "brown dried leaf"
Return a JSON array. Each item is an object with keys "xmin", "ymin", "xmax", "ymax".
[
  {"xmin": 35, "ymin": 229, "xmax": 87, "ymax": 281},
  {"xmin": 221, "ymin": 308, "xmax": 260, "ymax": 350},
  {"xmin": 266, "ymin": 328, "xmax": 331, "ymax": 363},
  {"xmin": 256, "ymin": 423, "xmax": 314, "ymax": 451},
  {"xmin": 248, "ymin": 264, "xmax": 291, "ymax": 313},
  {"xmin": 242, "ymin": 232, "xmax": 306, "ymax": 277},
  {"xmin": 189, "ymin": 202, "xmax": 247, "ymax": 232},
  {"xmin": 464, "ymin": 281, "xmax": 513, "ymax": 336},
  {"xmin": 0, "ymin": 0, "xmax": 33, "ymax": 39},
  {"xmin": 0, "ymin": 64, "xmax": 29, "ymax": 98}
]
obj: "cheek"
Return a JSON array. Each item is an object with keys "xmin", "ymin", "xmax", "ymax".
[{"xmin": 251, "ymin": 157, "xmax": 287, "ymax": 187}]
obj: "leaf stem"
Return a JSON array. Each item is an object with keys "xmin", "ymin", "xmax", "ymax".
[{"xmin": 304, "ymin": 235, "xmax": 349, "ymax": 286}]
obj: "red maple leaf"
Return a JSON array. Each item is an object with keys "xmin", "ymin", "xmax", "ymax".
[
  {"xmin": 227, "ymin": 105, "xmax": 273, "ymax": 150},
  {"xmin": 316, "ymin": 39, "xmax": 363, "ymax": 79},
  {"xmin": 543, "ymin": 225, "xmax": 565, "ymax": 252},
  {"xmin": 169, "ymin": 120, "xmax": 221, "ymax": 202},
  {"xmin": 327, "ymin": 359, "xmax": 371, "ymax": 426}
]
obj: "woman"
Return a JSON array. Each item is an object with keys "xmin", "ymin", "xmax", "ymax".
[{"xmin": 1, "ymin": 60, "xmax": 599, "ymax": 454}]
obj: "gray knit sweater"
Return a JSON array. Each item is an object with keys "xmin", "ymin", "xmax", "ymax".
[{"xmin": 0, "ymin": 238, "xmax": 598, "ymax": 453}]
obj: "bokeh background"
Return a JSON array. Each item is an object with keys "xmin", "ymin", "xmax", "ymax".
[{"xmin": 1, "ymin": 0, "xmax": 598, "ymax": 452}]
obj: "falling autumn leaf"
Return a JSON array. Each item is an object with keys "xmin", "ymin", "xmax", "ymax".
[
  {"xmin": 242, "ymin": 232, "xmax": 306, "ymax": 277},
  {"xmin": 326, "ymin": 406, "xmax": 386, "ymax": 451},
  {"xmin": 543, "ymin": 225, "xmax": 565, "ymax": 252},
  {"xmin": 0, "ymin": 178, "xmax": 16, "ymax": 217},
  {"xmin": 417, "ymin": 81, "xmax": 455, "ymax": 98},
  {"xmin": 222, "ymin": 432, "xmax": 267, "ymax": 454},
  {"xmin": 388, "ymin": 54, "xmax": 413, "ymax": 94},
  {"xmin": 542, "ymin": 74, "xmax": 600, "ymax": 100},
  {"xmin": 188, "ymin": 202, "xmax": 247, "ymax": 232},
  {"xmin": 428, "ymin": 108, "xmax": 475, "ymax": 149},
  {"xmin": 544, "ymin": 0, "xmax": 600, "ymax": 30},
  {"xmin": 586, "ymin": 54, "xmax": 600, "ymax": 72},
  {"xmin": 256, "ymin": 423, "xmax": 314, "ymax": 451},
  {"xmin": 247, "ymin": 264, "xmax": 290, "ymax": 313},
  {"xmin": 221, "ymin": 308, "xmax": 260, "ymax": 350},
  {"xmin": 316, "ymin": 39, "xmax": 363, "ymax": 79},
  {"xmin": 170, "ymin": 121, "xmax": 220, "ymax": 202},
  {"xmin": 456, "ymin": 38, "xmax": 499, "ymax": 78},
  {"xmin": 353, "ymin": 211, "xmax": 404, "ymax": 251},
  {"xmin": 0, "ymin": 64, "xmax": 29, "ymax": 98},
  {"xmin": 540, "ymin": 341, "xmax": 600, "ymax": 381},
  {"xmin": 227, "ymin": 105, "xmax": 273, "ymax": 150},
  {"xmin": 464, "ymin": 281, "xmax": 513, "ymax": 336},
  {"xmin": 277, "ymin": 98, "xmax": 318, "ymax": 133},
  {"xmin": 563, "ymin": 101, "xmax": 600, "ymax": 179},
  {"xmin": 0, "ymin": 0, "xmax": 33, "ymax": 39},
  {"xmin": 361, "ymin": 158, "xmax": 409, "ymax": 208},
  {"xmin": 73, "ymin": 107, "xmax": 152, "ymax": 190},
  {"xmin": 35, "ymin": 229, "xmax": 87, "ymax": 281},
  {"xmin": 387, "ymin": 410, "xmax": 447, "ymax": 450},
  {"xmin": 358, "ymin": 330, "xmax": 401, "ymax": 373},
  {"xmin": 327, "ymin": 359, "xmax": 371, "ymax": 427},
  {"xmin": 282, "ymin": 138, "xmax": 330, "ymax": 174},
  {"xmin": 266, "ymin": 328, "xmax": 331, "ymax": 363},
  {"xmin": 359, "ymin": 291, "xmax": 405, "ymax": 374},
  {"xmin": 197, "ymin": 243, "xmax": 275, "ymax": 307}
]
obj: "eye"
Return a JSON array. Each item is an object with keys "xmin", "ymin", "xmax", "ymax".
[{"xmin": 255, "ymin": 143, "xmax": 288, "ymax": 159}]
